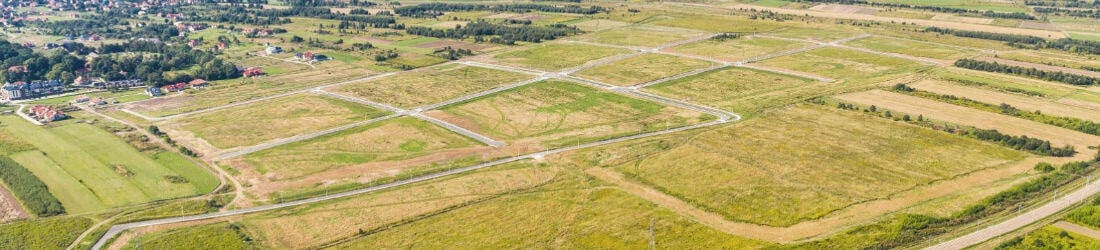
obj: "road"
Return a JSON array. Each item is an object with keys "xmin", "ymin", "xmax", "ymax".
[{"xmin": 929, "ymin": 178, "xmax": 1100, "ymax": 249}]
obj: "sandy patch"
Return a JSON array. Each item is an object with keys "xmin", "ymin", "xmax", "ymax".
[
  {"xmin": 0, "ymin": 184, "xmax": 28, "ymax": 223},
  {"xmin": 1019, "ymin": 21, "xmax": 1060, "ymax": 31},
  {"xmin": 808, "ymin": 4, "xmax": 879, "ymax": 15},
  {"xmin": 931, "ymin": 14, "xmax": 995, "ymax": 25}
]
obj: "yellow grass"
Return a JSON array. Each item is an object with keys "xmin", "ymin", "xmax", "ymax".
[
  {"xmin": 331, "ymin": 64, "xmax": 532, "ymax": 108},
  {"xmin": 573, "ymin": 54, "xmax": 715, "ymax": 86}
]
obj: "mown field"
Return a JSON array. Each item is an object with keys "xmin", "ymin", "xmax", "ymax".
[
  {"xmin": 0, "ymin": 116, "xmax": 216, "ymax": 214},
  {"xmin": 644, "ymin": 67, "xmax": 817, "ymax": 115},
  {"xmin": 331, "ymin": 64, "xmax": 531, "ymax": 108},
  {"xmin": 608, "ymin": 105, "xmax": 1025, "ymax": 226},
  {"xmin": 754, "ymin": 46, "xmax": 926, "ymax": 82},
  {"xmin": 568, "ymin": 24, "xmax": 706, "ymax": 48},
  {"xmin": 489, "ymin": 43, "xmax": 631, "ymax": 71},
  {"xmin": 846, "ymin": 35, "xmax": 976, "ymax": 60},
  {"xmin": 669, "ymin": 36, "xmax": 811, "ymax": 62},
  {"xmin": 573, "ymin": 53, "xmax": 714, "ymax": 86},
  {"xmin": 121, "ymin": 222, "xmax": 253, "ymax": 250},
  {"xmin": 430, "ymin": 80, "xmax": 711, "ymax": 149},
  {"xmin": 165, "ymin": 94, "xmax": 389, "ymax": 150}
]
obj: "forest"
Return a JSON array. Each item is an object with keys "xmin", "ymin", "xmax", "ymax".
[{"xmin": 954, "ymin": 59, "xmax": 1100, "ymax": 86}]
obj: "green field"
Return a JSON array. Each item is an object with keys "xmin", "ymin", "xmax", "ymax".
[
  {"xmin": 0, "ymin": 116, "xmax": 216, "ymax": 214},
  {"xmin": 604, "ymin": 105, "xmax": 1024, "ymax": 226},
  {"xmin": 755, "ymin": 46, "xmax": 926, "ymax": 82},
  {"xmin": 847, "ymin": 36, "xmax": 976, "ymax": 60},
  {"xmin": 491, "ymin": 43, "xmax": 631, "ymax": 71},
  {"xmin": 996, "ymin": 225, "xmax": 1100, "ymax": 250},
  {"xmin": 332, "ymin": 64, "xmax": 531, "ymax": 108},
  {"xmin": 644, "ymin": 67, "xmax": 817, "ymax": 115},
  {"xmin": 670, "ymin": 36, "xmax": 811, "ymax": 62},
  {"xmin": 122, "ymin": 222, "xmax": 253, "ymax": 250},
  {"xmin": 169, "ymin": 94, "xmax": 389, "ymax": 149},
  {"xmin": 573, "ymin": 54, "xmax": 714, "ymax": 86},
  {"xmin": 27, "ymin": 89, "xmax": 150, "ymax": 106},
  {"xmin": 435, "ymin": 80, "xmax": 711, "ymax": 148},
  {"xmin": 934, "ymin": 68, "xmax": 1100, "ymax": 105},
  {"xmin": 569, "ymin": 24, "xmax": 706, "ymax": 47},
  {"xmin": 0, "ymin": 216, "xmax": 93, "ymax": 249}
]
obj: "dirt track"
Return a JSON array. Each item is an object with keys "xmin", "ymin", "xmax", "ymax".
[{"xmin": 0, "ymin": 184, "xmax": 28, "ymax": 223}]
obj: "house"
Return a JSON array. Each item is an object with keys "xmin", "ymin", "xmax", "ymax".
[
  {"xmin": 265, "ymin": 44, "xmax": 282, "ymax": 54},
  {"xmin": 6, "ymin": 65, "xmax": 26, "ymax": 73},
  {"xmin": 71, "ymin": 94, "xmax": 90, "ymax": 103},
  {"xmin": 188, "ymin": 79, "xmax": 208, "ymax": 88},
  {"xmin": 164, "ymin": 82, "xmax": 188, "ymax": 92},
  {"xmin": 217, "ymin": 41, "xmax": 227, "ymax": 50},
  {"xmin": 92, "ymin": 79, "xmax": 145, "ymax": 90},
  {"xmin": 242, "ymin": 67, "xmax": 265, "ymax": 77},
  {"xmin": 144, "ymin": 86, "xmax": 164, "ymax": 97},
  {"xmin": 72, "ymin": 76, "xmax": 92, "ymax": 87},
  {"xmin": 1, "ymin": 80, "xmax": 65, "ymax": 100},
  {"xmin": 27, "ymin": 105, "xmax": 67, "ymax": 122},
  {"xmin": 187, "ymin": 39, "xmax": 201, "ymax": 47},
  {"xmin": 89, "ymin": 97, "xmax": 107, "ymax": 106}
]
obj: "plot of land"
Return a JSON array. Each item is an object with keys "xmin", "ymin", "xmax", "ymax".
[
  {"xmin": 0, "ymin": 116, "xmax": 216, "ymax": 214},
  {"xmin": 572, "ymin": 54, "xmax": 715, "ymax": 86},
  {"xmin": 330, "ymin": 64, "xmax": 531, "ymax": 108},
  {"xmin": 911, "ymin": 80, "xmax": 1100, "ymax": 122},
  {"xmin": 933, "ymin": 68, "xmax": 1100, "ymax": 107},
  {"xmin": 164, "ymin": 94, "xmax": 389, "ymax": 150},
  {"xmin": 838, "ymin": 90, "xmax": 1100, "ymax": 156},
  {"xmin": 428, "ymin": 80, "xmax": 712, "ymax": 149},
  {"xmin": 489, "ymin": 43, "xmax": 631, "ymax": 71},
  {"xmin": 846, "ymin": 35, "xmax": 975, "ymax": 60},
  {"xmin": 981, "ymin": 57, "xmax": 1100, "ymax": 79},
  {"xmin": 0, "ymin": 185, "xmax": 27, "ymax": 223},
  {"xmin": 644, "ymin": 67, "xmax": 817, "ymax": 114},
  {"xmin": 668, "ymin": 36, "xmax": 812, "ymax": 62},
  {"xmin": 766, "ymin": 27, "xmax": 862, "ymax": 41},
  {"xmin": 995, "ymin": 50, "xmax": 1100, "ymax": 72},
  {"xmin": 569, "ymin": 25, "xmax": 707, "ymax": 48},
  {"xmin": 754, "ymin": 46, "xmax": 925, "ymax": 82},
  {"xmin": 606, "ymin": 104, "xmax": 1024, "ymax": 227},
  {"xmin": 808, "ymin": 4, "xmax": 878, "ymax": 14}
]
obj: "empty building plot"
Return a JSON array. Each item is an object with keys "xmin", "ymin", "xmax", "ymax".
[
  {"xmin": 489, "ymin": 43, "xmax": 633, "ymax": 72},
  {"xmin": 329, "ymin": 64, "xmax": 533, "ymax": 109},
  {"xmin": 572, "ymin": 54, "xmax": 716, "ymax": 86},
  {"xmin": 754, "ymin": 46, "xmax": 927, "ymax": 82},
  {"xmin": 668, "ymin": 36, "xmax": 813, "ymax": 62}
]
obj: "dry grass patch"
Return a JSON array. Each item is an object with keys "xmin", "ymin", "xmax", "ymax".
[
  {"xmin": 911, "ymin": 79, "xmax": 1100, "ymax": 122},
  {"xmin": 430, "ymin": 80, "xmax": 712, "ymax": 149},
  {"xmin": 668, "ymin": 36, "xmax": 812, "ymax": 62},
  {"xmin": 165, "ymin": 94, "xmax": 389, "ymax": 149},
  {"xmin": 489, "ymin": 43, "xmax": 632, "ymax": 71},
  {"xmin": 754, "ymin": 46, "xmax": 926, "ymax": 82},
  {"xmin": 846, "ymin": 35, "xmax": 977, "ymax": 60},
  {"xmin": 644, "ymin": 67, "xmax": 818, "ymax": 114},
  {"xmin": 573, "ymin": 54, "xmax": 715, "ymax": 86},
  {"xmin": 330, "ymin": 64, "xmax": 531, "ymax": 108},
  {"xmin": 569, "ymin": 24, "xmax": 707, "ymax": 48}
]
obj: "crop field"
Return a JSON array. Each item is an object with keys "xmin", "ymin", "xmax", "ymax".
[
  {"xmin": 996, "ymin": 225, "xmax": 1100, "ymax": 249},
  {"xmin": 845, "ymin": 35, "xmax": 976, "ymax": 60},
  {"xmin": 163, "ymin": 94, "xmax": 389, "ymax": 150},
  {"xmin": 838, "ymin": 90, "xmax": 1100, "ymax": 155},
  {"xmin": 643, "ymin": 67, "xmax": 818, "ymax": 114},
  {"xmin": 488, "ymin": 43, "xmax": 631, "ymax": 71},
  {"xmin": 231, "ymin": 117, "xmax": 498, "ymax": 199},
  {"xmin": 429, "ymin": 80, "xmax": 711, "ymax": 149},
  {"xmin": 568, "ymin": 24, "xmax": 707, "ymax": 48},
  {"xmin": 572, "ymin": 54, "xmax": 714, "ymax": 86},
  {"xmin": 121, "ymin": 222, "xmax": 253, "ymax": 250},
  {"xmin": 330, "ymin": 64, "xmax": 532, "ymax": 108},
  {"xmin": 910, "ymin": 80, "xmax": 1100, "ymax": 122},
  {"xmin": 668, "ymin": 36, "xmax": 812, "ymax": 62},
  {"xmin": 995, "ymin": 50, "xmax": 1100, "ymax": 72},
  {"xmin": 0, "ymin": 116, "xmax": 215, "ymax": 214},
  {"xmin": 933, "ymin": 68, "xmax": 1100, "ymax": 107},
  {"xmin": 754, "ymin": 46, "xmax": 927, "ymax": 82},
  {"xmin": 644, "ymin": 13, "xmax": 789, "ymax": 33},
  {"xmin": 605, "ymin": 105, "xmax": 1025, "ymax": 226}
]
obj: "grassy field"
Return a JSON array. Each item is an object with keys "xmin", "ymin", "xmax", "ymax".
[
  {"xmin": 846, "ymin": 35, "xmax": 976, "ymax": 60},
  {"xmin": 489, "ymin": 43, "xmax": 631, "ymax": 71},
  {"xmin": 767, "ymin": 27, "xmax": 862, "ymax": 41},
  {"xmin": 573, "ymin": 54, "xmax": 714, "ymax": 86},
  {"xmin": 909, "ymin": 80, "xmax": 1100, "ymax": 122},
  {"xmin": 669, "ymin": 36, "xmax": 811, "ymax": 62},
  {"xmin": 995, "ymin": 225, "xmax": 1100, "ymax": 249},
  {"xmin": 122, "ymin": 222, "xmax": 253, "ymax": 250},
  {"xmin": 605, "ymin": 105, "xmax": 1024, "ymax": 226},
  {"xmin": 645, "ymin": 12, "xmax": 789, "ymax": 33},
  {"xmin": 933, "ymin": 68, "xmax": 1100, "ymax": 105},
  {"xmin": 754, "ymin": 46, "xmax": 926, "ymax": 82},
  {"xmin": 431, "ymin": 80, "xmax": 711, "ymax": 149},
  {"xmin": 331, "ymin": 64, "xmax": 531, "ymax": 108},
  {"xmin": 166, "ymin": 94, "xmax": 389, "ymax": 149},
  {"xmin": 568, "ymin": 24, "xmax": 706, "ymax": 48},
  {"xmin": 0, "ymin": 216, "xmax": 93, "ymax": 249},
  {"xmin": 996, "ymin": 50, "xmax": 1100, "ymax": 72},
  {"xmin": 644, "ymin": 67, "xmax": 817, "ymax": 115},
  {"xmin": 235, "ymin": 116, "xmax": 487, "ymax": 198},
  {"xmin": 0, "ymin": 116, "xmax": 216, "ymax": 214},
  {"xmin": 26, "ymin": 89, "xmax": 150, "ymax": 106},
  {"xmin": 865, "ymin": 0, "xmax": 1030, "ymax": 12}
]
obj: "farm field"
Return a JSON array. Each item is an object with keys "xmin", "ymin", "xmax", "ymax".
[
  {"xmin": 572, "ymin": 53, "xmax": 714, "ymax": 86},
  {"xmin": 667, "ymin": 36, "xmax": 812, "ymax": 62},
  {"xmin": 933, "ymin": 68, "xmax": 1100, "ymax": 107},
  {"xmin": 568, "ymin": 24, "xmax": 706, "ymax": 48},
  {"xmin": 644, "ymin": 67, "xmax": 818, "ymax": 114},
  {"xmin": 837, "ymin": 90, "xmax": 1100, "ymax": 156},
  {"xmin": 330, "ymin": 64, "xmax": 532, "ymax": 108},
  {"xmin": 0, "ymin": 116, "xmax": 215, "ymax": 214},
  {"xmin": 909, "ymin": 80, "xmax": 1100, "ymax": 122},
  {"xmin": 488, "ymin": 42, "xmax": 632, "ymax": 71},
  {"xmin": 845, "ymin": 35, "xmax": 976, "ymax": 60},
  {"xmin": 428, "ymin": 80, "xmax": 712, "ymax": 149},
  {"xmin": 753, "ymin": 46, "xmax": 926, "ymax": 83},
  {"xmin": 766, "ymin": 27, "xmax": 861, "ymax": 41},
  {"xmin": 995, "ymin": 50, "xmax": 1100, "ymax": 72},
  {"xmin": 605, "ymin": 104, "xmax": 1026, "ymax": 226},
  {"xmin": 229, "ymin": 117, "xmax": 498, "ymax": 200},
  {"xmin": 995, "ymin": 225, "xmax": 1100, "ymax": 249},
  {"xmin": 162, "ymin": 94, "xmax": 389, "ymax": 151}
]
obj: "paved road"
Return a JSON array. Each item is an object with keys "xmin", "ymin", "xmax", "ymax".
[
  {"xmin": 13, "ymin": 104, "xmax": 43, "ymax": 126},
  {"xmin": 929, "ymin": 179, "xmax": 1100, "ymax": 249}
]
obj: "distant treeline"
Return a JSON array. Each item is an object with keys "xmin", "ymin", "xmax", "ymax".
[
  {"xmin": 925, "ymin": 27, "xmax": 1100, "ymax": 55},
  {"xmin": 253, "ymin": 6, "xmax": 400, "ymax": 28},
  {"xmin": 1034, "ymin": 7, "xmax": 1100, "ymax": 18},
  {"xmin": 1025, "ymin": 0, "xmax": 1100, "ymax": 8},
  {"xmin": 793, "ymin": 0, "xmax": 1035, "ymax": 19},
  {"xmin": 0, "ymin": 157, "xmax": 65, "ymax": 217},
  {"xmin": 406, "ymin": 21, "xmax": 580, "ymax": 44},
  {"xmin": 954, "ymin": 59, "xmax": 1100, "ymax": 85},
  {"xmin": 95, "ymin": 41, "xmax": 241, "ymax": 85},
  {"xmin": 394, "ymin": 3, "xmax": 607, "ymax": 18}
]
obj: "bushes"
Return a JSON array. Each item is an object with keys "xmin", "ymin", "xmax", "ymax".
[
  {"xmin": 955, "ymin": 59, "xmax": 1100, "ymax": 86},
  {"xmin": 0, "ymin": 157, "xmax": 65, "ymax": 216}
]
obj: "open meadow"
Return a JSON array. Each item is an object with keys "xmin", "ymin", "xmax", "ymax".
[
  {"xmin": 668, "ymin": 36, "xmax": 812, "ymax": 62},
  {"xmin": 330, "ymin": 64, "xmax": 532, "ymax": 108},
  {"xmin": 573, "ymin": 53, "xmax": 714, "ymax": 86},
  {"xmin": 487, "ymin": 43, "xmax": 632, "ymax": 71},
  {"xmin": 754, "ymin": 46, "xmax": 927, "ymax": 83}
]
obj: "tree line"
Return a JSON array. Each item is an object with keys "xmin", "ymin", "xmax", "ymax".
[
  {"xmin": 406, "ymin": 21, "xmax": 580, "ymax": 44},
  {"xmin": 0, "ymin": 157, "xmax": 65, "ymax": 216},
  {"xmin": 394, "ymin": 3, "xmax": 607, "ymax": 18},
  {"xmin": 954, "ymin": 59, "xmax": 1100, "ymax": 86},
  {"xmin": 925, "ymin": 27, "xmax": 1100, "ymax": 55},
  {"xmin": 1034, "ymin": 7, "xmax": 1100, "ymax": 18},
  {"xmin": 793, "ymin": 0, "xmax": 1035, "ymax": 19}
]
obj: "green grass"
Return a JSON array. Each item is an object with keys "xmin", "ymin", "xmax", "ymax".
[
  {"xmin": 996, "ymin": 50, "xmax": 1100, "ymax": 72},
  {"xmin": 996, "ymin": 225, "xmax": 1100, "ymax": 249},
  {"xmin": 645, "ymin": 67, "xmax": 817, "ymax": 115},
  {"xmin": 27, "ymin": 89, "xmax": 149, "ymax": 105},
  {"xmin": 491, "ymin": 43, "xmax": 631, "ymax": 71},
  {"xmin": 602, "ymin": 105, "xmax": 1025, "ymax": 226},
  {"xmin": 0, "ymin": 216, "xmax": 93, "ymax": 249},
  {"xmin": 755, "ymin": 46, "xmax": 927, "ymax": 82},
  {"xmin": 122, "ymin": 223, "xmax": 253, "ymax": 250},
  {"xmin": 569, "ymin": 24, "xmax": 706, "ymax": 47},
  {"xmin": 0, "ymin": 116, "xmax": 215, "ymax": 214},
  {"xmin": 670, "ymin": 36, "xmax": 811, "ymax": 62},
  {"xmin": 171, "ymin": 94, "xmax": 389, "ymax": 149},
  {"xmin": 333, "ymin": 64, "xmax": 531, "ymax": 108},
  {"xmin": 647, "ymin": 13, "xmax": 788, "ymax": 33},
  {"xmin": 847, "ymin": 36, "xmax": 977, "ymax": 60},
  {"xmin": 573, "ymin": 53, "xmax": 715, "ymax": 86},
  {"xmin": 438, "ymin": 80, "xmax": 712, "ymax": 148}
]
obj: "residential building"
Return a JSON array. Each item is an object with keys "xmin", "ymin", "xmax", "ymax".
[
  {"xmin": 27, "ymin": 105, "xmax": 66, "ymax": 122},
  {"xmin": 145, "ymin": 86, "xmax": 164, "ymax": 97},
  {"xmin": 189, "ymin": 79, "xmax": 208, "ymax": 88},
  {"xmin": 1, "ymin": 80, "xmax": 65, "ymax": 100},
  {"xmin": 164, "ymin": 82, "xmax": 188, "ymax": 92},
  {"xmin": 242, "ymin": 67, "xmax": 265, "ymax": 77}
]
